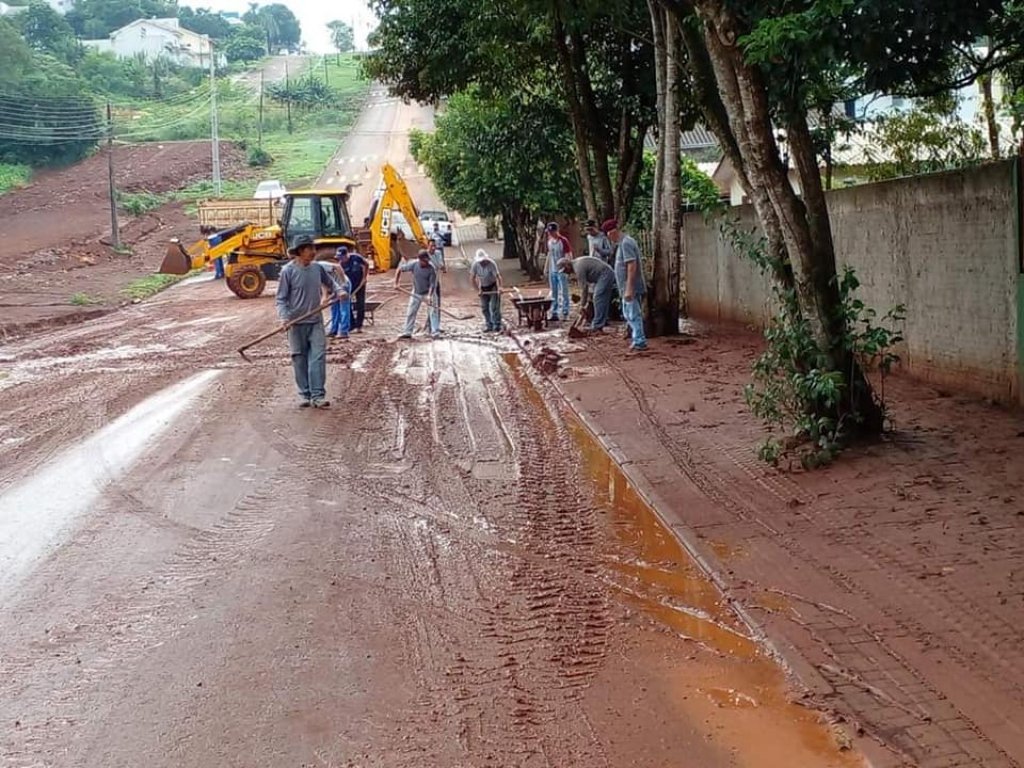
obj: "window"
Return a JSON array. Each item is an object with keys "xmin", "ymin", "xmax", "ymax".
[
  {"xmin": 288, "ymin": 197, "xmax": 315, "ymax": 236},
  {"xmin": 320, "ymin": 196, "xmax": 351, "ymax": 237},
  {"xmin": 320, "ymin": 198, "xmax": 339, "ymax": 235}
]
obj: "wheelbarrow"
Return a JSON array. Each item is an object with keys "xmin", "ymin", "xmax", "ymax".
[{"xmin": 511, "ymin": 296, "xmax": 553, "ymax": 332}]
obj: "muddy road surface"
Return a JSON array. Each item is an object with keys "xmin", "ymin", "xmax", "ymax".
[{"xmin": 0, "ymin": 274, "xmax": 863, "ymax": 767}]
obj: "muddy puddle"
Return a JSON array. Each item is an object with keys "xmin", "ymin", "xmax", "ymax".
[{"xmin": 504, "ymin": 350, "xmax": 864, "ymax": 768}]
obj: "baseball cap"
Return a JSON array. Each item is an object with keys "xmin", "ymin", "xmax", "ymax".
[
  {"xmin": 600, "ymin": 219, "xmax": 619, "ymax": 234},
  {"xmin": 545, "ymin": 222, "xmax": 559, "ymax": 232}
]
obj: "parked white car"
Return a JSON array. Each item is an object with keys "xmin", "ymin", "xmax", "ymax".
[
  {"xmin": 419, "ymin": 210, "xmax": 453, "ymax": 246},
  {"xmin": 253, "ymin": 180, "xmax": 287, "ymax": 201}
]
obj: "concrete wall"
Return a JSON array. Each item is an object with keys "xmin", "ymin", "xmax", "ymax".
[{"xmin": 683, "ymin": 161, "xmax": 1023, "ymax": 404}]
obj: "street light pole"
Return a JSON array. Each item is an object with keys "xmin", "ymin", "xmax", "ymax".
[{"xmin": 209, "ymin": 38, "xmax": 222, "ymax": 196}]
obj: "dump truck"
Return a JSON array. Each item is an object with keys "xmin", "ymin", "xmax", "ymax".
[{"xmin": 160, "ymin": 189, "xmax": 357, "ymax": 299}]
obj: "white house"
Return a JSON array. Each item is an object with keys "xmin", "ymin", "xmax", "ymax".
[
  {"xmin": 46, "ymin": 0, "xmax": 76, "ymax": 13},
  {"xmin": 0, "ymin": 2, "xmax": 27, "ymax": 16},
  {"xmin": 83, "ymin": 18, "xmax": 225, "ymax": 69}
]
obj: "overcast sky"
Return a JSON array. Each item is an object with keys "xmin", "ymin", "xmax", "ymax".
[{"xmin": 199, "ymin": 0, "xmax": 377, "ymax": 53}]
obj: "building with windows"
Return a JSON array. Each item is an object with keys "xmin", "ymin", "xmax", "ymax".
[{"xmin": 83, "ymin": 18, "xmax": 225, "ymax": 69}]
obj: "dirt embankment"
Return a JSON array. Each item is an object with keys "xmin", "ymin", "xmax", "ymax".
[{"xmin": 0, "ymin": 141, "xmax": 247, "ymax": 338}]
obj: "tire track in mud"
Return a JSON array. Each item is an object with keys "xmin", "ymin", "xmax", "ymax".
[
  {"xmin": 586, "ymin": 342, "xmax": 1021, "ymax": 768},
  {"xmin": 331, "ymin": 339, "xmax": 614, "ymax": 766}
]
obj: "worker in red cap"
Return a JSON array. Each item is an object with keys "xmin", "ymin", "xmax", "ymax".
[{"xmin": 602, "ymin": 218, "xmax": 648, "ymax": 351}]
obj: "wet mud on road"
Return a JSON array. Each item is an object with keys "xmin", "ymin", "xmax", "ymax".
[{"xmin": 0, "ymin": 277, "xmax": 863, "ymax": 766}]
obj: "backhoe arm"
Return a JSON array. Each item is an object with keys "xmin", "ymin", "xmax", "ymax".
[{"xmin": 160, "ymin": 223, "xmax": 251, "ymax": 276}]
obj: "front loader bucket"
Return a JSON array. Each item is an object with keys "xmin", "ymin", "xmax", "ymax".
[{"xmin": 159, "ymin": 241, "xmax": 192, "ymax": 275}]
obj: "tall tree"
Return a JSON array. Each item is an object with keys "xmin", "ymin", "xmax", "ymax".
[
  {"xmin": 365, "ymin": 0, "xmax": 655, "ymax": 223},
  {"xmin": 18, "ymin": 1, "xmax": 83, "ymax": 66},
  {"xmin": 178, "ymin": 6, "xmax": 235, "ymax": 41},
  {"xmin": 327, "ymin": 20, "xmax": 355, "ymax": 54},
  {"xmin": 411, "ymin": 89, "xmax": 582, "ymax": 277},
  {"xmin": 243, "ymin": 3, "xmax": 301, "ymax": 53},
  {"xmin": 652, "ymin": 0, "xmax": 1018, "ymax": 437}
]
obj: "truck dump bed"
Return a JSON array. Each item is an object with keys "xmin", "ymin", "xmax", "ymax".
[{"xmin": 197, "ymin": 199, "xmax": 281, "ymax": 233}]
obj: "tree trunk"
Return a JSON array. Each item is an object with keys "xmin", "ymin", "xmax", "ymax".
[
  {"xmin": 685, "ymin": 0, "xmax": 882, "ymax": 431},
  {"xmin": 646, "ymin": 0, "xmax": 681, "ymax": 337},
  {"xmin": 567, "ymin": 28, "xmax": 616, "ymax": 219},
  {"xmin": 503, "ymin": 205, "xmax": 541, "ymax": 279},
  {"xmin": 980, "ymin": 74, "xmax": 1001, "ymax": 160},
  {"xmin": 552, "ymin": 22, "xmax": 599, "ymax": 220}
]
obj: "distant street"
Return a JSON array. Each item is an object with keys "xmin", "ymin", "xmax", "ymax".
[{"xmin": 316, "ymin": 87, "xmax": 444, "ymax": 226}]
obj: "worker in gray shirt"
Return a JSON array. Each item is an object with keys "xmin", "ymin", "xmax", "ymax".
[
  {"xmin": 395, "ymin": 249, "xmax": 440, "ymax": 339},
  {"xmin": 558, "ymin": 255, "xmax": 616, "ymax": 332},
  {"xmin": 584, "ymin": 218, "xmax": 614, "ymax": 265},
  {"xmin": 276, "ymin": 235, "xmax": 347, "ymax": 408}
]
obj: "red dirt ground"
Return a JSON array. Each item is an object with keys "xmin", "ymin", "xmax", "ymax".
[
  {"xmin": 0, "ymin": 141, "xmax": 246, "ymax": 338},
  {"xmin": 551, "ymin": 321, "xmax": 1024, "ymax": 768}
]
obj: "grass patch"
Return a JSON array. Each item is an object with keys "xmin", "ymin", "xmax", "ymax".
[
  {"xmin": 120, "ymin": 273, "xmax": 187, "ymax": 301},
  {"xmin": 119, "ymin": 190, "xmax": 166, "ymax": 216},
  {"xmin": 0, "ymin": 163, "xmax": 31, "ymax": 194},
  {"xmin": 169, "ymin": 55, "xmax": 370, "ymax": 204},
  {"xmin": 70, "ymin": 292, "xmax": 104, "ymax": 306}
]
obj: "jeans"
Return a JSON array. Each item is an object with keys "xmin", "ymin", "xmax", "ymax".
[
  {"xmin": 548, "ymin": 270, "xmax": 569, "ymax": 318},
  {"xmin": 214, "ymin": 258, "xmax": 224, "ymax": 279},
  {"xmin": 403, "ymin": 292, "xmax": 440, "ymax": 336},
  {"xmin": 287, "ymin": 321, "xmax": 327, "ymax": 400},
  {"xmin": 620, "ymin": 291, "xmax": 647, "ymax": 348},
  {"xmin": 479, "ymin": 289, "xmax": 502, "ymax": 331},
  {"xmin": 591, "ymin": 271, "xmax": 615, "ymax": 330},
  {"xmin": 351, "ymin": 286, "xmax": 366, "ymax": 329},
  {"xmin": 328, "ymin": 298, "xmax": 351, "ymax": 336}
]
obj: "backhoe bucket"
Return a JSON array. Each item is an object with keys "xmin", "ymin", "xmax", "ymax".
[{"xmin": 160, "ymin": 241, "xmax": 192, "ymax": 275}]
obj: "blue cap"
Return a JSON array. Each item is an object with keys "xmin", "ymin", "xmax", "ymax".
[{"xmin": 335, "ymin": 246, "xmax": 349, "ymax": 259}]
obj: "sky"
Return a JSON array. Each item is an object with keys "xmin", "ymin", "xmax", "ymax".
[{"xmin": 199, "ymin": 0, "xmax": 378, "ymax": 53}]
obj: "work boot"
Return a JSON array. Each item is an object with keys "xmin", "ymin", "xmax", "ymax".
[{"xmin": 312, "ymin": 398, "xmax": 331, "ymax": 409}]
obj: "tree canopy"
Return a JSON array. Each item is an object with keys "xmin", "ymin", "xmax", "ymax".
[
  {"xmin": 243, "ymin": 2, "xmax": 301, "ymax": 53},
  {"xmin": 178, "ymin": 6, "xmax": 235, "ymax": 41},
  {"xmin": 327, "ymin": 20, "xmax": 354, "ymax": 54},
  {"xmin": 66, "ymin": 0, "xmax": 179, "ymax": 39},
  {"xmin": 411, "ymin": 88, "xmax": 581, "ymax": 276}
]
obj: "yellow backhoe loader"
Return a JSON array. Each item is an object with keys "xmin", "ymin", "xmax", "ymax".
[
  {"xmin": 160, "ymin": 189, "xmax": 357, "ymax": 299},
  {"xmin": 360, "ymin": 164, "xmax": 429, "ymax": 270}
]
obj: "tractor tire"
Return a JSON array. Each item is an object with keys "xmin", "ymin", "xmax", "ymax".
[{"xmin": 227, "ymin": 266, "xmax": 266, "ymax": 299}]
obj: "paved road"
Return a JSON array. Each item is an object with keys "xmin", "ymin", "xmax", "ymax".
[
  {"xmin": 0, "ymin": 93, "xmax": 864, "ymax": 767},
  {"xmin": 232, "ymin": 55, "xmax": 310, "ymax": 90},
  {"xmin": 316, "ymin": 87, "xmax": 443, "ymax": 229}
]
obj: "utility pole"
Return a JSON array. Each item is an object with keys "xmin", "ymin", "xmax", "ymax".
[
  {"xmin": 258, "ymin": 70, "xmax": 265, "ymax": 149},
  {"xmin": 209, "ymin": 39, "xmax": 222, "ymax": 196},
  {"xmin": 106, "ymin": 102, "xmax": 121, "ymax": 251},
  {"xmin": 323, "ymin": 55, "xmax": 329, "ymax": 85},
  {"xmin": 285, "ymin": 59, "xmax": 293, "ymax": 134}
]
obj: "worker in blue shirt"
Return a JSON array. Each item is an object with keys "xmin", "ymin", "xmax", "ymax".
[{"xmin": 339, "ymin": 246, "xmax": 369, "ymax": 332}]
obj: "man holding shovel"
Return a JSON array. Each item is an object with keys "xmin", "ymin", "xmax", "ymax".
[
  {"xmin": 558, "ymin": 255, "xmax": 615, "ymax": 333},
  {"xmin": 470, "ymin": 248, "xmax": 503, "ymax": 332},
  {"xmin": 395, "ymin": 249, "xmax": 441, "ymax": 339},
  {"xmin": 276, "ymin": 235, "xmax": 347, "ymax": 408}
]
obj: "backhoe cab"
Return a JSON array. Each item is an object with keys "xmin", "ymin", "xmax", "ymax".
[{"xmin": 160, "ymin": 190, "xmax": 356, "ymax": 299}]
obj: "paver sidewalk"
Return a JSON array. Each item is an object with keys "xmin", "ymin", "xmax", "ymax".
[{"xmin": 552, "ymin": 322, "xmax": 1024, "ymax": 768}]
